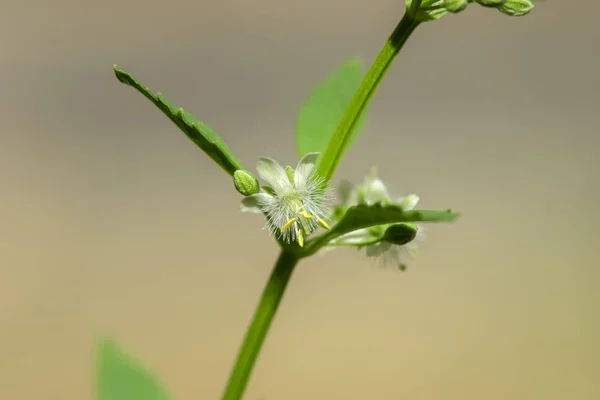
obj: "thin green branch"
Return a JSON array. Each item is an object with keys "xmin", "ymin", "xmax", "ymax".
[
  {"xmin": 315, "ymin": 6, "xmax": 422, "ymax": 182},
  {"xmin": 221, "ymin": 250, "xmax": 299, "ymax": 400},
  {"xmin": 221, "ymin": 5, "xmax": 424, "ymax": 400}
]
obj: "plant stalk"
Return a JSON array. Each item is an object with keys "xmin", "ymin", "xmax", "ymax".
[
  {"xmin": 221, "ymin": 250, "xmax": 299, "ymax": 400},
  {"xmin": 222, "ymin": 6, "xmax": 422, "ymax": 400},
  {"xmin": 316, "ymin": 10, "xmax": 421, "ymax": 182}
]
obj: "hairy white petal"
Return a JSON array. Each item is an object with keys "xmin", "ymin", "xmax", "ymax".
[
  {"xmin": 256, "ymin": 157, "xmax": 292, "ymax": 194},
  {"xmin": 294, "ymin": 152, "xmax": 319, "ymax": 190}
]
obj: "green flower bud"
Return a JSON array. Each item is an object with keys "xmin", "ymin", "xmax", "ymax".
[
  {"xmin": 406, "ymin": 0, "xmax": 448, "ymax": 21},
  {"xmin": 476, "ymin": 0, "xmax": 505, "ymax": 7},
  {"xmin": 383, "ymin": 223, "xmax": 418, "ymax": 246},
  {"xmin": 233, "ymin": 170, "xmax": 260, "ymax": 196},
  {"xmin": 444, "ymin": 0, "xmax": 469, "ymax": 13},
  {"xmin": 498, "ymin": 0, "xmax": 534, "ymax": 16},
  {"xmin": 406, "ymin": 0, "xmax": 469, "ymax": 22}
]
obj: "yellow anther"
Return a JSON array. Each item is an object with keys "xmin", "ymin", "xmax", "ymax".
[
  {"xmin": 317, "ymin": 218, "xmax": 331, "ymax": 231},
  {"xmin": 281, "ymin": 218, "xmax": 297, "ymax": 231},
  {"xmin": 300, "ymin": 210, "xmax": 314, "ymax": 219},
  {"xmin": 297, "ymin": 228, "xmax": 304, "ymax": 247}
]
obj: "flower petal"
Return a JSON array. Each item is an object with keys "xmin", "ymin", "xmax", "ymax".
[
  {"xmin": 256, "ymin": 157, "xmax": 292, "ymax": 194},
  {"xmin": 294, "ymin": 152, "xmax": 320, "ymax": 189},
  {"xmin": 398, "ymin": 194, "xmax": 419, "ymax": 211},
  {"xmin": 240, "ymin": 193, "xmax": 276, "ymax": 213},
  {"xmin": 364, "ymin": 178, "xmax": 390, "ymax": 205},
  {"xmin": 366, "ymin": 243, "xmax": 389, "ymax": 257}
]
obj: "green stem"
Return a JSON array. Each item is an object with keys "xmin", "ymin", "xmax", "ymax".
[
  {"xmin": 221, "ymin": 250, "xmax": 299, "ymax": 400},
  {"xmin": 315, "ymin": 10, "xmax": 421, "ymax": 182},
  {"xmin": 222, "ymin": 6, "xmax": 424, "ymax": 399}
]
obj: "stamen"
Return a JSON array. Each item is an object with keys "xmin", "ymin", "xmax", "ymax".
[
  {"xmin": 300, "ymin": 210, "xmax": 314, "ymax": 219},
  {"xmin": 297, "ymin": 228, "xmax": 304, "ymax": 247},
  {"xmin": 281, "ymin": 218, "xmax": 297, "ymax": 231},
  {"xmin": 317, "ymin": 218, "xmax": 331, "ymax": 231}
]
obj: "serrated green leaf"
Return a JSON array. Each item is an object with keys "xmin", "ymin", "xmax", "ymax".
[
  {"xmin": 331, "ymin": 205, "xmax": 459, "ymax": 238},
  {"xmin": 114, "ymin": 65, "xmax": 244, "ymax": 176},
  {"xmin": 296, "ymin": 59, "xmax": 367, "ymax": 159},
  {"xmin": 96, "ymin": 339, "xmax": 172, "ymax": 400}
]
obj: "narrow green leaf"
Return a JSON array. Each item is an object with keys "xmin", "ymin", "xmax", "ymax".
[
  {"xmin": 96, "ymin": 339, "xmax": 172, "ymax": 400},
  {"xmin": 331, "ymin": 205, "xmax": 459, "ymax": 238},
  {"xmin": 296, "ymin": 59, "xmax": 367, "ymax": 159},
  {"xmin": 113, "ymin": 65, "xmax": 244, "ymax": 176}
]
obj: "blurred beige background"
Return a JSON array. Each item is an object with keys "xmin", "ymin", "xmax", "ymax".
[{"xmin": 1, "ymin": 0, "xmax": 598, "ymax": 399}]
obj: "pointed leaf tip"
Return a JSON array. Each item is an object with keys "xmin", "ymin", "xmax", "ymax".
[
  {"xmin": 113, "ymin": 65, "xmax": 132, "ymax": 86},
  {"xmin": 112, "ymin": 66, "xmax": 245, "ymax": 176}
]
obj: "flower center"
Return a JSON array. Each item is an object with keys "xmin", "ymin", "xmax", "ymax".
[{"xmin": 279, "ymin": 194, "xmax": 331, "ymax": 247}]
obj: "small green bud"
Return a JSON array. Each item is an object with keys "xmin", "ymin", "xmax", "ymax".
[
  {"xmin": 498, "ymin": 0, "xmax": 534, "ymax": 16},
  {"xmin": 406, "ymin": 0, "xmax": 448, "ymax": 21},
  {"xmin": 233, "ymin": 170, "xmax": 260, "ymax": 196},
  {"xmin": 476, "ymin": 0, "xmax": 505, "ymax": 7},
  {"xmin": 406, "ymin": 0, "xmax": 469, "ymax": 22},
  {"xmin": 383, "ymin": 223, "xmax": 418, "ymax": 246},
  {"xmin": 444, "ymin": 0, "xmax": 469, "ymax": 13}
]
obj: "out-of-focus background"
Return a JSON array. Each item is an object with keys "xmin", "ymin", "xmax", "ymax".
[{"xmin": 1, "ymin": 1, "xmax": 598, "ymax": 399}]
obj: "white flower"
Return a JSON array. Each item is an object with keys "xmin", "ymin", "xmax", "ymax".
[
  {"xmin": 328, "ymin": 170, "xmax": 426, "ymax": 268},
  {"xmin": 240, "ymin": 152, "xmax": 333, "ymax": 247}
]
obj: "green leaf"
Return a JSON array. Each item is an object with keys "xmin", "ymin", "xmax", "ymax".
[
  {"xmin": 96, "ymin": 338, "xmax": 172, "ymax": 400},
  {"xmin": 296, "ymin": 59, "xmax": 367, "ymax": 159},
  {"xmin": 330, "ymin": 205, "xmax": 459, "ymax": 238},
  {"xmin": 302, "ymin": 205, "xmax": 458, "ymax": 256},
  {"xmin": 113, "ymin": 65, "xmax": 244, "ymax": 176}
]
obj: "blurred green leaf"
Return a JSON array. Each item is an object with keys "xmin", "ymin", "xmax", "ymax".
[
  {"xmin": 331, "ymin": 205, "xmax": 459, "ymax": 238},
  {"xmin": 296, "ymin": 59, "xmax": 367, "ymax": 159},
  {"xmin": 114, "ymin": 65, "xmax": 244, "ymax": 176},
  {"xmin": 96, "ymin": 339, "xmax": 172, "ymax": 400}
]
